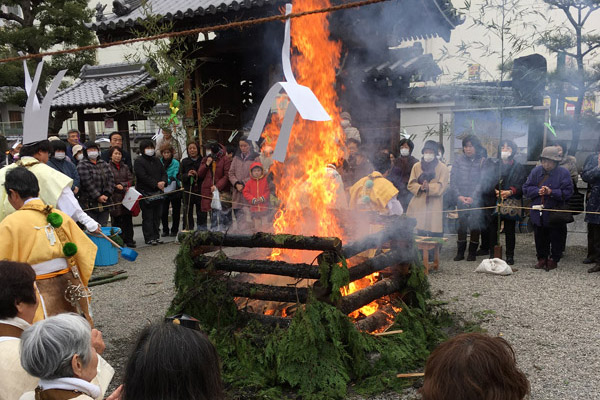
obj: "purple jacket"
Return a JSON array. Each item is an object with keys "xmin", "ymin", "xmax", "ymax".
[{"xmin": 522, "ymin": 165, "xmax": 573, "ymax": 226}]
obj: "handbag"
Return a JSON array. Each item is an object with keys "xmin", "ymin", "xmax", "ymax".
[
  {"xmin": 498, "ymin": 197, "xmax": 522, "ymax": 220},
  {"xmin": 548, "ymin": 203, "xmax": 575, "ymax": 225}
]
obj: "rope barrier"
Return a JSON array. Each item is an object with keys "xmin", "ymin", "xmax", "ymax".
[
  {"xmin": 0, "ymin": 0, "xmax": 390, "ymax": 64},
  {"xmin": 82, "ymin": 189, "xmax": 600, "ymax": 217}
]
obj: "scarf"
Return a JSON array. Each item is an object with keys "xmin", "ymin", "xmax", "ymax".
[
  {"xmin": 418, "ymin": 157, "xmax": 439, "ymax": 184},
  {"xmin": 37, "ymin": 377, "xmax": 101, "ymax": 399}
]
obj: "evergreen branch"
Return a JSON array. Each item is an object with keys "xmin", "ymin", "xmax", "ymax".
[{"xmin": 0, "ymin": 10, "xmax": 24, "ymax": 25}]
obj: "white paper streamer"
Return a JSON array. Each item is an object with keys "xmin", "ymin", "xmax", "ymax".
[{"xmin": 248, "ymin": 3, "xmax": 331, "ymax": 162}]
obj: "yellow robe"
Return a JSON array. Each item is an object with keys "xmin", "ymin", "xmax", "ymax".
[
  {"xmin": 0, "ymin": 157, "xmax": 72, "ymax": 222},
  {"xmin": 0, "ymin": 199, "xmax": 97, "ymax": 322},
  {"xmin": 348, "ymin": 172, "xmax": 399, "ymax": 214}
]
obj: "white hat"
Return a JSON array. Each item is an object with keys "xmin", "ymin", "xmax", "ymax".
[
  {"xmin": 47, "ymin": 136, "xmax": 61, "ymax": 142},
  {"xmin": 22, "ymin": 60, "xmax": 66, "ymax": 145},
  {"xmin": 72, "ymin": 144, "xmax": 83, "ymax": 155}
]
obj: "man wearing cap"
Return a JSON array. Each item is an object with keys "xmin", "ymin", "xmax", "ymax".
[{"xmin": 523, "ymin": 146, "xmax": 574, "ymax": 271}]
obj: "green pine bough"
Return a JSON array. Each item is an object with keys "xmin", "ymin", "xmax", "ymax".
[{"xmin": 169, "ymin": 243, "xmax": 451, "ymax": 399}]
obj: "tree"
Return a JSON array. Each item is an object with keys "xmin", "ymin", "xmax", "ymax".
[
  {"xmin": 538, "ymin": 0, "xmax": 600, "ymax": 155},
  {"xmin": 123, "ymin": 2, "xmax": 221, "ymax": 144},
  {"xmin": 0, "ymin": 0, "xmax": 97, "ymax": 131}
]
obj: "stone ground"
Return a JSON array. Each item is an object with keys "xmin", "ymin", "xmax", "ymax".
[{"xmin": 92, "ymin": 217, "xmax": 600, "ymax": 399}]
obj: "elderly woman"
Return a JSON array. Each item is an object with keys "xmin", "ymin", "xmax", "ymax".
[
  {"xmin": 119, "ymin": 322, "xmax": 224, "ymax": 400},
  {"xmin": 0, "ymin": 261, "xmax": 39, "ymax": 400},
  {"xmin": 228, "ymin": 136, "xmax": 259, "ymax": 231},
  {"xmin": 19, "ymin": 313, "xmax": 114, "ymax": 400},
  {"xmin": 420, "ymin": 333, "xmax": 530, "ymax": 400},
  {"xmin": 488, "ymin": 140, "xmax": 527, "ymax": 265},
  {"xmin": 523, "ymin": 146, "xmax": 574, "ymax": 271},
  {"xmin": 180, "ymin": 142, "xmax": 203, "ymax": 231},
  {"xmin": 406, "ymin": 140, "xmax": 449, "ymax": 237},
  {"xmin": 108, "ymin": 146, "xmax": 135, "ymax": 248}
]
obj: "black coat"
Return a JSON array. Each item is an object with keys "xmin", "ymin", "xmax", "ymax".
[
  {"xmin": 582, "ymin": 153, "xmax": 600, "ymax": 225},
  {"xmin": 180, "ymin": 157, "xmax": 203, "ymax": 192},
  {"xmin": 134, "ymin": 154, "xmax": 167, "ymax": 195}
]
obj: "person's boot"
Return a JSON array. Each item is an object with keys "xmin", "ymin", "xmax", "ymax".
[
  {"xmin": 535, "ymin": 258, "xmax": 547, "ymax": 269},
  {"xmin": 454, "ymin": 240, "xmax": 467, "ymax": 261},
  {"xmin": 466, "ymin": 241, "xmax": 478, "ymax": 261},
  {"xmin": 546, "ymin": 258, "xmax": 558, "ymax": 271},
  {"xmin": 587, "ymin": 263, "xmax": 600, "ymax": 273},
  {"xmin": 506, "ymin": 254, "xmax": 514, "ymax": 265}
]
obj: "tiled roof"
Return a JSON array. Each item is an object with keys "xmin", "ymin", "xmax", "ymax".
[
  {"xmin": 90, "ymin": 0, "xmax": 279, "ymax": 32},
  {"xmin": 52, "ymin": 62, "xmax": 156, "ymax": 109}
]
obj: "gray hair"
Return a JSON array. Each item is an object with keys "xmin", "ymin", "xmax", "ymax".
[{"xmin": 20, "ymin": 313, "xmax": 92, "ymax": 379}]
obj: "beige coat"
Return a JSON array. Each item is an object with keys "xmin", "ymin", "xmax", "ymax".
[
  {"xmin": 228, "ymin": 151, "xmax": 260, "ymax": 209},
  {"xmin": 406, "ymin": 161, "xmax": 449, "ymax": 234}
]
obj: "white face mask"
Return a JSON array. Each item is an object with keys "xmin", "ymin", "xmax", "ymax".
[
  {"xmin": 501, "ymin": 151, "xmax": 512, "ymax": 160},
  {"xmin": 341, "ymin": 120, "xmax": 351, "ymax": 128},
  {"xmin": 87, "ymin": 151, "xmax": 99, "ymax": 159},
  {"xmin": 76, "ymin": 153, "xmax": 83, "ymax": 161},
  {"xmin": 205, "ymin": 150, "xmax": 212, "ymax": 156},
  {"xmin": 13, "ymin": 153, "xmax": 19, "ymax": 159},
  {"xmin": 54, "ymin": 152, "xmax": 66, "ymax": 160},
  {"xmin": 400, "ymin": 148, "xmax": 410, "ymax": 157},
  {"xmin": 423, "ymin": 153, "xmax": 435, "ymax": 162},
  {"xmin": 145, "ymin": 149, "xmax": 155, "ymax": 157}
]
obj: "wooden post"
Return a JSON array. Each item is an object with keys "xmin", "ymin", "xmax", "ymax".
[
  {"xmin": 438, "ymin": 112, "xmax": 444, "ymax": 147},
  {"xmin": 184, "ymin": 74, "xmax": 195, "ymax": 144},
  {"xmin": 77, "ymin": 109, "xmax": 87, "ymax": 142}
]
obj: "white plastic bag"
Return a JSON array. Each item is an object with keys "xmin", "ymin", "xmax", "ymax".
[
  {"xmin": 211, "ymin": 188, "xmax": 222, "ymax": 210},
  {"xmin": 475, "ymin": 258, "xmax": 513, "ymax": 276}
]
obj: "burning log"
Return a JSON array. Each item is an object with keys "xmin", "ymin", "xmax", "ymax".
[
  {"xmin": 342, "ymin": 217, "xmax": 417, "ymax": 259},
  {"xmin": 226, "ymin": 280, "xmax": 309, "ymax": 304},
  {"xmin": 183, "ymin": 231, "xmax": 342, "ymax": 252},
  {"xmin": 354, "ymin": 305, "xmax": 400, "ymax": 332},
  {"xmin": 339, "ymin": 277, "xmax": 405, "ymax": 315},
  {"xmin": 348, "ymin": 249, "xmax": 414, "ymax": 282},
  {"xmin": 192, "ymin": 255, "xmax": 321, "ymax": 280}
]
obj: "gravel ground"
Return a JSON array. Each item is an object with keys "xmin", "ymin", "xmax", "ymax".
[{"xmin": 91, "ymin": 225, "xmax": 600, "ymax": 399}]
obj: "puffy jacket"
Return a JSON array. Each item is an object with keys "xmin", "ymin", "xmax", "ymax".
[
  {"xmin": 197, "ymin": 146, "xmax": 232, "ymax": 212},
  {"xmin": 242, "ymin": 162, "xmax": 270, "ymax": 212},
  {"xmin": 47, "ymin": 157, "xmax": 80, "ymax": 192},
  {"xmin": 77, "ymin": 158, "xmax": 115, "ymax": 208},
  {"xmin": 450, "ymin": 153, "xmax": 486, "ymax": 202},
  {"xmin": 522, "ymin": 165, "xmax": 574, "ymax": 226},
  {"xmin": 180, "ymin": 156, "xmax": 202, "ymax": 192},
  {"xmin": 582, "ymin": 153, "xmax": 600, "ymax": 224},
  {"xmin": 161, "ymin": 158, "xmax": 181, "ymax": 188},
  {"xmin": 134, "ymin": 154, "xmax": 167, "ymax": 195}
]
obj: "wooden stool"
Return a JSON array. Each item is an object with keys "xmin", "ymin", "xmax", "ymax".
[{"xmin": 415, "ymin": 237, "xmax": 447, "ymax": 274}]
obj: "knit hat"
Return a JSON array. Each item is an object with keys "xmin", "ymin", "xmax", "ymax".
[
  {"xmin": 72, "ymin": 144, "xmax": 83, "ymax": 155},
  {"xmin": 340, "ymin": 111, "xmax": 351, "ymax": 121},
  {"xmin": 422, "ymin": 140, "xmax": 439, "ymax": 154},
  {"xmin": 540, "ymin": 146, "xmax": 562, "ymax": 162}
]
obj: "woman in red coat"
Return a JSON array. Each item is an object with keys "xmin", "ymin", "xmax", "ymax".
[
  {"xmin": 197, "ymin": 140, "xmax": 232, "ymax": 230},
  {"xmin": 242, "ymin": 161, "xmax": 270, "ymax": 231}
]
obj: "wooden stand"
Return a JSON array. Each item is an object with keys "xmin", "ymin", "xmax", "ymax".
[{"xmin": 414, "ymin": 237, "xmax": 447, "ymax": 274}]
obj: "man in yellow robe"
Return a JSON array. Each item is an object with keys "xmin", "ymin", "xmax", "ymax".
[
  {"xmin": 0, "ymin": 140, "xmax": 100, "ymax": 232},
  {"xmin": 0, "ymin": 167, "xmax": 97, "ymax": 324}
]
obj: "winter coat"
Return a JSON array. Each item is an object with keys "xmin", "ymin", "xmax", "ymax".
[
  {"xmin": 197, "ymin": 147, "xmax": 232, "ymax": 212},
  {"xmin": 101, "ymin": 148, "xmax": 133, "ymax": 170},
  {"xmin": 108, "ymin": 161, "xmax": 134, "ymax": 217},
  {"xmin": 229, "ymin": 150, "xmax": 260, "ymax": 209},
  {"xmin": 47, "ymin": 157, "xmax": 80, "ymax": 192},
  {"xmin": 450, "ymin": 153, "xmax": 486, "ymax": 202},
  {"xmin": 388, "ymin": 155, "xmax": 418, "ymax": 209},
  {"xmin": 76, "ymin": 158, "xmax": 115, "ymax": 209},
  {"xmin": 522, "ymin": 165, "xmax": 574, "ymax": 226},
  {"xmin": 161, "ymin": 157, "xmax": 182, "ymax": 199},
  {"xmin": 180, "ymin": 156, "xmax": 202, "ymax": 193},
  {"xmin": 560, "ymin": 154, "xmax": 579, "ymax": 185},
  {"xmin": 243, "ymin": 163, "xmax": 270, "ymax": 213},
  {"xmin": 406, "ymin": 159, "xmax": 449, "ymax": 234},
  {"xmin": 582, "ymin": 153, "xmax": 600, "ymax": 225},
  {"xmin": 134, "ymin": 154, "xmax": 168, "ymax": 197}
]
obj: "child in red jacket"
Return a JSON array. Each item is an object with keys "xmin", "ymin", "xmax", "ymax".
[{"xmin": 243, "ymin": 161, "xmax": 270, "ymax": 231}]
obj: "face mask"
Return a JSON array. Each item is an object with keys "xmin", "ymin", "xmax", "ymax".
[
  {"xmin": 501, "ymin": 151, "xmax": 512, "ymax": 160},
  {"xmin": 54, "ymin": 152, "xmax": 66, "ymax": 160},
  {"xmin": 341, "ymin": 120, "xmax": 351, "ymax": 128},
  {"xmin": 423, "ymin": 154, "xmax": 435, "ymax": 162},
  {"xmin": 13, "ymin": 153, "xmax": 19, "ymax": 159},
  {"xmin": 400, "ymin": 148, "xmax": 410, "ymax": 157},
  {"xmin": 76, "ymin": 154, "xmax": 83, "ymax": 161},
  {"xmin": 145, "ymin": 149, "xmax": 155, "ymax": 157},
  {"xmin": 87, "ymin": 151, "xmax": 99, "ymax": 159}
]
